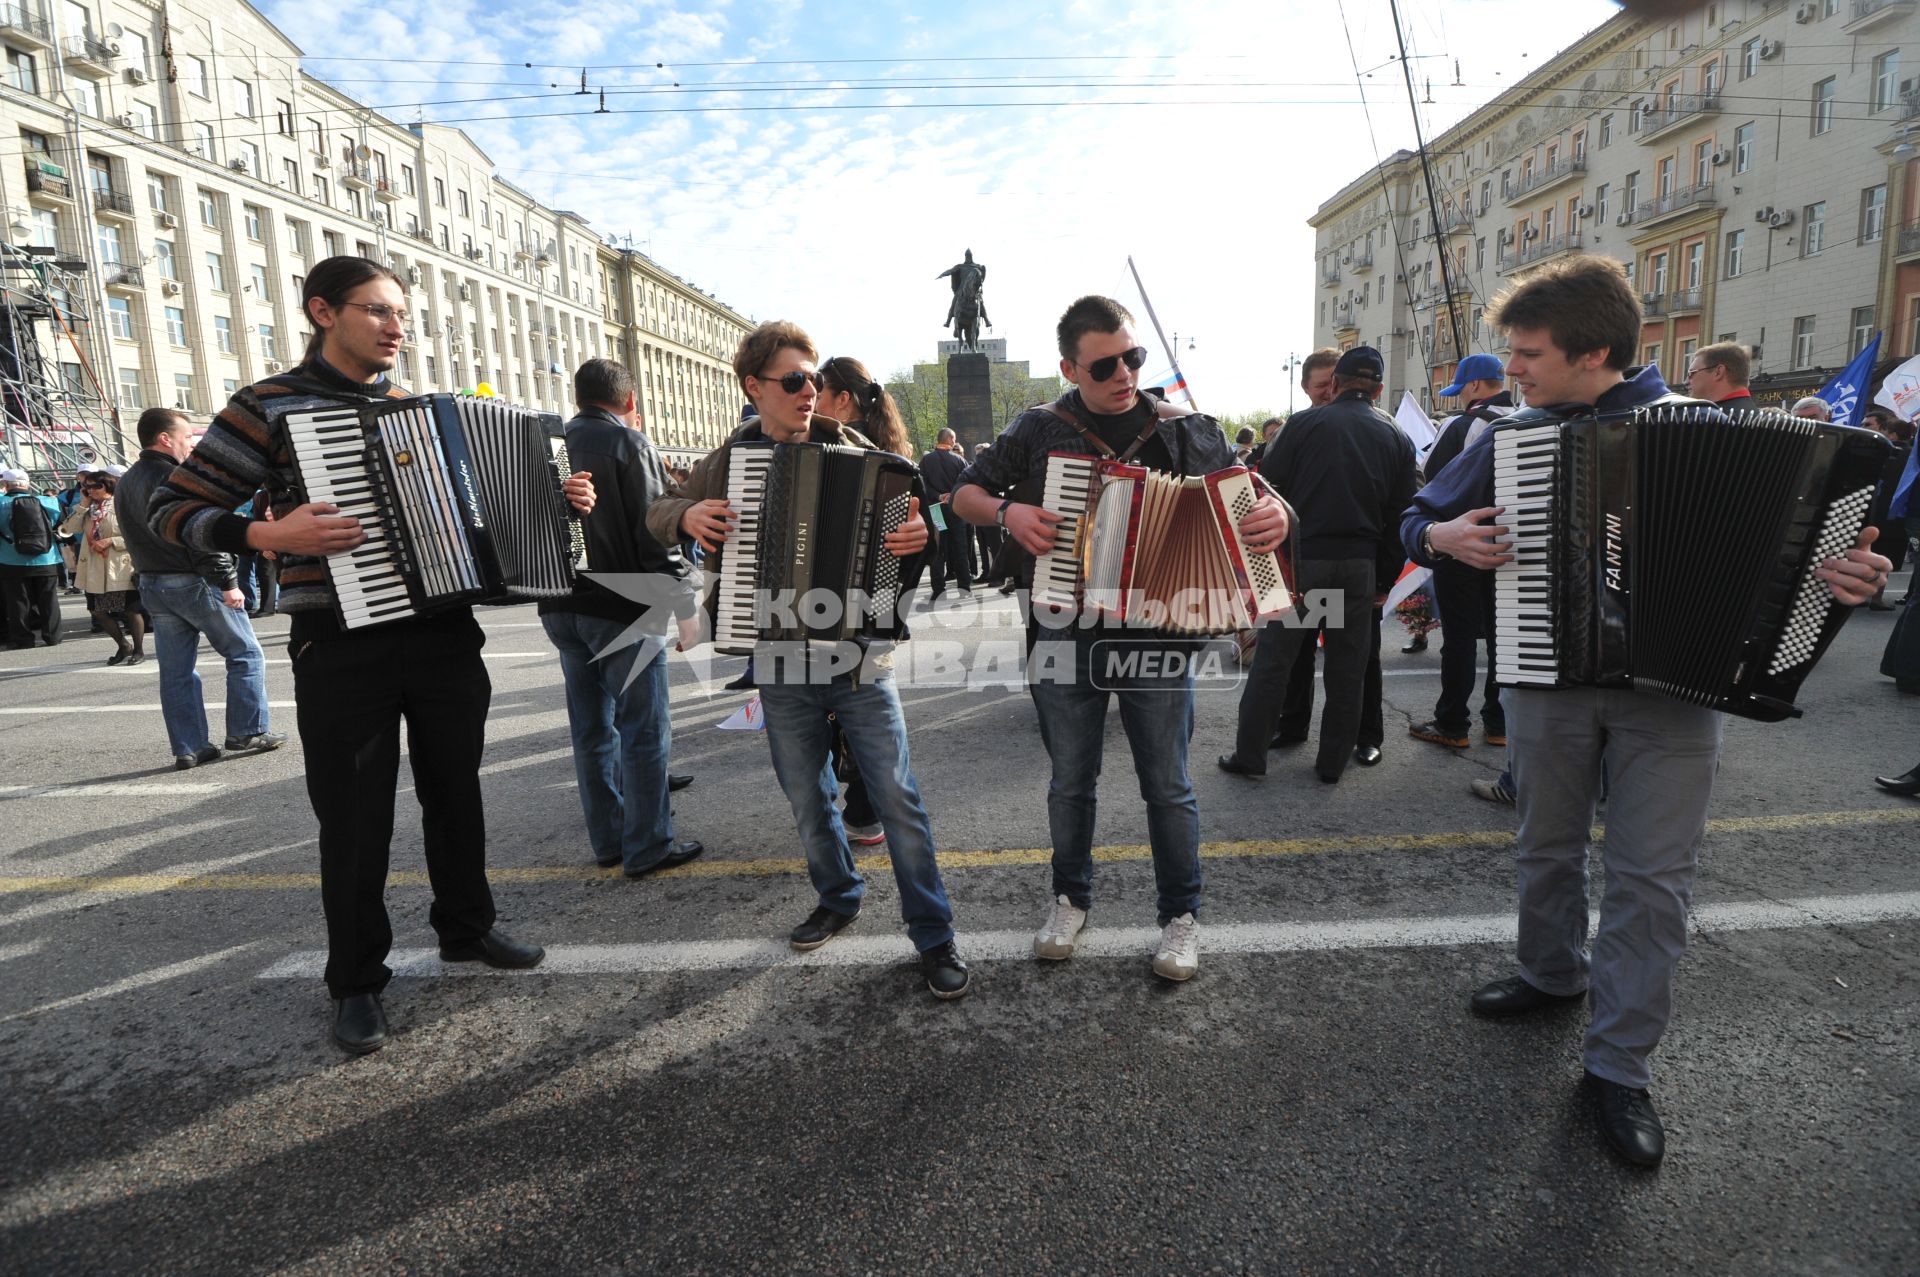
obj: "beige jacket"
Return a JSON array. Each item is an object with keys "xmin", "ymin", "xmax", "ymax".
[{"xmin": 59, "ymin": 499, "xmax": 137, "ymax": 594}]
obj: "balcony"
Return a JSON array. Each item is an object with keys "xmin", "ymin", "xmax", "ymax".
[
  {"xmin": 1505, "ymin": 157, "xmax": 1587, "ymax": 205},
  {"xmin": 1348, "ymin": 251, "xmax": 1374, "ymax": 275},
  {"xmin": 104, "ymin": 265, "xmax": 143, "ymax": 290},
  {"xmin": 1320, "ymin": 262, "xmax": 1342, "ymax": 289},
  {"xmin": 61, "ymin": 33, "xmax": 115, "ymax": 77},
  {"xmin": 1438, "ymin": 206, "xmax": 1474, "ymax": 235},
  {"xmin": 1639, "ymin": 93, "xmax": 1721, "ymax": 144},
  {"xmin": 373, "ymin": 177, "xmax": 400, "ymax": 204},
  {"xmin": 341, "ymin": 164, "xmax": 373, "ymax": 192},
  {"xmin": 1896, "ymin": 218, "xmax": 1920, "ymax": 262},
  {"xmin": 1845, "ymin": 0, "xmax": 1914, "ymax": 33},
  {"xmin": 0, "ymin": 5, "xmax": 52, "ymax": 49},
  {"xmin": 1667, "ymin": 287, "xmax": 1703, "ymax": 313},
  {"xmin": 1633, "ymin": 181, "xmax": 1717, "ymax": 229},
  {"xmin": 1641, "ymin": 291, "xmax": 1669, "ymax": 317},
  {"xmin": 24, "ymin": 158, "xmax": 71, "ymax": 201},
  {"xmin": 90, "ymin": 188, "xmax": 134, "ymax": 220},
  {"xmin": 1498, "ymin": 231, "xmax": 1585, "ymax": 273},
  {"xmin": 1331, "ymin": 305, "xmax": 1356, "ymax": 335}
]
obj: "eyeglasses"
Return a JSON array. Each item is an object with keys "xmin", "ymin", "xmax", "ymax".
[
  {"xmin": 1685, "ymin": 364, "xmax": 1712, "ymax": 378},
  {"xmin": 339, "ymin": 301, "xmax": 411, "ymax": 326},
  {"xmin": 759, "ymin": 369, "xmax": 824, "ymax": 395},
  {"xmin": 80, "ymin": 482, "xmax": 104, "ymax": 491},
  {"xmin": 1075, "ymin": 346, "xmax": 1149, "ymax": 383}
]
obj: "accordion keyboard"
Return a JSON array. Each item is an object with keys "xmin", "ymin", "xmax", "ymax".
[
  {"xmin": 1493, "ymin": 421, "xmax": 1565, "ymax": 686},
  {"xmin": 285, "ymin": 405, "xmax": 420, "ymax": 629},
  {"xmin": 714, "ymin": 445, "xmax": 774, "ymax": 653},
  {"xmin": 1034, "ymin": 453, "xmax": 1097, "ymax": 609}
]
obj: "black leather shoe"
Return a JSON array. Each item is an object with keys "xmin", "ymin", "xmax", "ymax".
[
  {"xmin": 332, "ymin": 993, "xmax": 387, "ymax": 1054},
  {"xmin": 723, "ymin": 670, "xmax": 755, "ymax": 691},
  {"xmin": 1317, "ymin": 769, "xmax": 1341, "ymax": 784},
  {"xmin": 438, "ymin": 928, "xmax": 545, "ymax": 969},
  {"xmin": 1586, "ymin": 1072, "xmax": 1665, "ymax": 1167},
  {"xmin": 668, "ymin": 773, "xmax": 694, "ymax": 792},
  {"xmin": 624, "ymin": 839, "xmax": 704, "ymax": 878},
  {"xmin": 789, "ymin": 905, "xmax": 858, "ymax": 952},
  {"xmin": 1269, "ymin": 731, "xmax": 1308, "ymax": 749},
  {"xmin": 920, "ymin": 940, "xmax": 971, "ymax": 1000},
  {"xmin": 1873, "ymin": 766, "xmax": 1920, "ymax": 797},
  {"xmin": 1353, "ymin": 744, "xmax": 1383, "ymax": 766},
  {"xmin": 1216, "ymin": 754, "xmax": 1265, "ymax": 778},
  {"xmin": 1470, "ymin": 974, "xmax": 1585, "ymax": 1016},
  {"xmin": 1402, "ymin": 634, "xmax": 1428, "ymax": 654}
]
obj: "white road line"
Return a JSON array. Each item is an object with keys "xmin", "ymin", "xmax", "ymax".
[
  {"xmin": 0, "ymin": 783, "xmax": 225, "ymax": 799},
  {"xmin": 5, "ymin": 942, "xmax": 262, "ymax": 1023},
  {"xmin": 254, "ymin": 890, "xmax": 1920, "ymax": 979}
]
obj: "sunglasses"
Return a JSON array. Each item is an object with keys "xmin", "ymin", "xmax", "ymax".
[
  {"xmin": 1076, "ymin": 346, "xmax": 1149, "ymax": 383},
  {"xmin": 760, "ymin": 369, "xmax": 824, "ymax": 395}
]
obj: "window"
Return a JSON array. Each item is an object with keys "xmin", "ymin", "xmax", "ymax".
[
  {"xmin": 190, "ymin": 122, "xmax": 215, "ymax": 159},
  {"xmin": 1649, "ymin": 251, "xmax": 1669, "ymax": 294},
  {"xmin": 1726, "ymin": 228, "xmax": 1746, "ymax": 277},
  {"xmin": 285, "ymin": 218, "xmax": 307, "ymax": 258},
  {"xmin": 224, "ymin": 379, "xmax": 238, "ymax": 397},
  {"xmin": 250, "ymin": 264, "xmax": 269, "ymax": 298},
  {"xmin": 1804, "ymin": 201, "xmax": 1827, "ymax": 255},
  {"xmin": 1684, "ymin": 241, "xmax": 1704, "ymax": 290},
  {"xmin": 457, "ymin": 189, "xmax": 470, "ymax": 217},
  {"xmin": 313, "ymin": 174, "xmax": 329, "ymax": 204},
  {"xmin": 146, "ymin": 174, "xmax": 167, "ymax": 211},
  {"xmin": 1623, "ymin": 171, "xmax": 1639, "ymax": 213},
  {"xmin": 427, "ymin": 355, "xmax": 438, "ymax": 384},
  {"xmin": 283, "ymin": 158, "xmax": 301, "ymax": 192},
  {"xmin": 165, "ymin": 307, "xmax": 188, "ymax": 347},
  {"xmin": 184, "ymin": 55, "xmax": 209, "ymax": 98},
  {"xmin": 128, "ymin": 104, "xmax": 156, "ymax": 139},
  {"xmin": 1599, "ymin": 114, "xmax": 1613, "ymax": 147},
  {"xmin": 107, "ymin": 296, "xmax": 133, "ymax": 340},
  {"xmin": 1595, "ymin": 183, "xmax": 1610, "ymax": 223},
  {"xmin": 322, "ymin": 230, "xmax": 343, "ymax": 257},
  {"xmin": 1741, "ymin": 38, "xmax": 1761, "ymax": 80},
  {"xmin": 401, "ymin": 164, "xmax": 416, "ymax": 194},
  {"xmin": 198, "ymin": 189, "xmax": 218, "ymax": 227},
  {"xmin": 1644, "ymin": 341, "xmax": 1663, "ymax": 371},
  {"xmin": 1702, "ymin": 60, "xmax": 1719, "ymax": 97},
  {"xmin": 1733, "ymin": 122, "xmax": 1754, "ymax": 174},
  {"xmin": 1657, "ymin": 157, "xmax": 1674, "ymax": 199},
  {"xmin": 1479, "ymin": 179, "xmax": 1491, "ymax": 213},
  {"xmin": 7, "ymin": 48, "xmax": 39, "ymax": 95},
  {"xmin": 214, "ymin": 315, "xmax": 233, "ymax": 354},
  {"xmin": 1873, "ymin": 52, "xmax": 1900, "ymax": 113},
  {"xmin": 433, "ymin": 177, "xmax": 446, "ymax": 207},
  {"xmin": 1572, "ymin": 131, "xmax": 1586, "ymax": 163},
  {"xmin": 204, "ymin": 251, "xmax": 225, "ymax": 292},
  {"xmin": 1792, "ymin": 316, "xmax": 1816, "ymax": 369},
  {"xmin": 1852, "ymin": 307, "xmax": 1876, "ymax": 356},
  {"xmin": 1813, "ymin": 78, "xmax": 1836, "ymax": 135},
  {"xmin": 479, "ymin": 199, "xmax": 489, "ymax": 225},
  {"xmin": 232, "ymin": 78, "xmax": 255, "ymax": 118},
  {"xmin": 244, "ymin": 205, "xmax": 263, "ymax": 240},
  {"xmin": 259, "ymin": 324, "xmax": 277, "ymax": 360},
  {"xmin": 118, "ymin": 368, "xmax": 142, "ymax": 408},
  {"xmin": 1695, "ymin": 140, "xmax": 1713, "ymax": 187},
  {"xmin": 276, "ymin": 100, "xmax": 295, "ymax": 137},
  {"xmin": 1864, "ymin": 185, "xmax": 1889, "ymax": 244},
  {"xmin": 172, "ymin": 375, "xmax": 196, "ymax": 412},
  {"xmin": 237, "ymin": 141, "xmax": 260, "ymax": 177},
  {"xmin": 153, "ymin": 238, "xmax": 176, "ymax": 279}
]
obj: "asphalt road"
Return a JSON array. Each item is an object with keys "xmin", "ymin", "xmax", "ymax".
[{"xmin": 2, "ymin": 583, "xmax": 1916, "ymax": 1275}]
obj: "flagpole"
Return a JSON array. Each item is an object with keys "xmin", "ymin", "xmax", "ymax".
[{"xmin": 1127, "ymin": 255, "xmax": 1197, "ymax": 412}]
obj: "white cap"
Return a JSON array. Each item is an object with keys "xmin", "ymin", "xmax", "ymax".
[
  {"xmin": 76, "ymin": 463, "xmax": 103, "ymax": 474},
  {"xmin": 0, "ymin": 468, "xmax": 28, "ymax": 483},
  {"xmin": 104, "ymin": 464, "xmax": 127, "ymax": 477}
]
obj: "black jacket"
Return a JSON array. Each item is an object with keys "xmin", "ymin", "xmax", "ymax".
[
  {"xmin": 1424, "ymin": 391, "xmax": 1515, "ymax": 484},
  {"xmin": 1259, "ymin": 389, "xmax": 1419, "ymax": 561},
  {"xmin": 919, "ymin": 446, "xmax": 967, "ymax": 498},
  {"xmin": 116, "ymin": 449, "xmax": 238, "ymax": 588},
  {"xmin": 539, "ymin": 406, "xmax": 695, "ymax": 625}
]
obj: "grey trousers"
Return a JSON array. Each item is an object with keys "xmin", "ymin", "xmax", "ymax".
[
  {"xmin": 1507, "ymin": 686, "xmax": 1725, "ymax": 1088},
  {"xmin": 1231, "ymin": 558, "xmax": 1374, "ymax": 779}
]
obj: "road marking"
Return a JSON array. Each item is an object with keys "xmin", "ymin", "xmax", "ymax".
[
  {"xmin": 0, "ymin": 783, "xmax": 225, "ymax": 799},
  {"xmin": 0, "ymin": 703, "xmax": 298, "ymax": 714},
  {"xmin": 254, "ymin": 889, "xmax": 1920, "ymax": 979},
  {"xmin": 5, "ymin": 942, "xmax": 262, "ymax": 1022},
  {"xmin": 6, "ymin": 806, "xmax": 1915, "ymax": 895}
]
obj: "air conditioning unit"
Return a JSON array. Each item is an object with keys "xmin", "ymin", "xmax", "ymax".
[
  {"xmin": 161, "ymin": 280, "xmax": 181, "ymax": 296},
  {"xmin": 1756, "ymin": 206, "xmax": 1775, "ymax": 222},
  {"xmin": 124, "ymin": 66, "xmax": 149, "ymax": 85},
  {"xmin": 1769, "ymin": 209, "xmax": 1796, "ymax": 228},
  {"xmin": 1616, "ymin": 212, "xmax": 1633, "ymax": 226},
  {"xmin": 313, "ymin": 154, "xmax": 331, "ymax": 169},
  {"xmin": 101, "ymin": 38, "xmax": 121, "ymax": 55},
  {"xmin": 1711, "ymin": 149, "xmax": 1731, "ymax": 165},
  {"xmin": 1523, "ymin": 227, "xmax": 1539, "ymax": 240},
  {"xmin": 1576, "ymin": 203, "xmax": 1594, "ymax": 218},
  {"xmin": 1793, "ymin": 3, "xmax": 1815, "ymax": 21},
  {"xmin": 156, "ymin": 211, "xmax": 178, "ymax": 229},
  {"xmin": 227, "ymin": 159, "xmax": 248, "ymax": 173},
  {"xmin": 265, "ymin": 360, "xmax": 283, "ymax": 373},
  {"xmin": 406, "ymin": 266, "xmax": 423, "ymax": 286},
  {"xmin": 457, "ymin": 284, "xmax": 472, "ymax": 301},
  {"xmin": 1759, "ymin": 40, "xmax": 1782, "ymax": 59}
]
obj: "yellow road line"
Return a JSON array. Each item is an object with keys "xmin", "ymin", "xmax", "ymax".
[{"xmin": 2, "ymin": 807, "xmax": 1914, "ymax": 896}]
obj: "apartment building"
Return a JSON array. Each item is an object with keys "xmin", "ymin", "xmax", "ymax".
[
  {"xmin": 1310, "ymin": 0, "xmax": 1920, "ymax": 411},
  {"xmin": 0, "ymin": 0, "xmax": 751, "ymax": 466}
]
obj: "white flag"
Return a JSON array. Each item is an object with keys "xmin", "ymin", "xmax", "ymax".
[
  {"xmin": 1873, "ymin": 352, "xmax": 1920, "ymax": 421},
  {"xmin": 717, "ymin": 694, "xmax": 765, "ymax": 731},
  {"xmin": 1394, "ymin": 392, "xmax": 1438, "ymax": 455}
]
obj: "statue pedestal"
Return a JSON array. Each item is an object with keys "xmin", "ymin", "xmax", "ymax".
[{"xmin": 945, "ymin": 352, "xmax": 993, "ymax": 451}]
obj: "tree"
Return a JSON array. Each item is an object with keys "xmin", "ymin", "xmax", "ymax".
[{"xmin": 885, "ymin": 367, "xmax": 946, "ymax": 456}]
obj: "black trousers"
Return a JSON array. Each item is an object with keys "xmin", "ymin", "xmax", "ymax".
[
  {"xmin": 1, "ymin": 572, "xmax": 60, "ymax": 646},
  {"xmin": 1234, "ymin": 558, "xmax": 1376, "ymax": 778},
  {"xmin": 1431, "ymin": 565, "xmax": 1502, "ymax": 734},
  {"xmin": 291, "ymin": 607, "xmax": 496, "ymax": 998},
  {"xmin": 1275, "ymin": 603, "xmax": 1383, "ymax": 748},
  {"xmin": 974, "ymin": 524, "xmax": 1008, "ymax": 584},
  {"xmin": 928, "ymin": 506, "xmax": 974, "ymax": 595}
]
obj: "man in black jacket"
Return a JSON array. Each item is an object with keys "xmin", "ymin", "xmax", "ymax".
[
  {"xmin": 1408, "ymin": 354, "xmax": 1513, "ymax": 751},
  {"xmin": 539, "ymin": 359, "xmax": 705, "ymax": 879},
  {"xmin": 1221, "ymin": 346, "xmax": 1418, "ymax": 783},
  {"xmin": 118, "ymin": 408, "xmax": 285, "ymax": 770},
  {"xmin": 919, "ymin": 428, "xmax": 972, "ymax": 599}
]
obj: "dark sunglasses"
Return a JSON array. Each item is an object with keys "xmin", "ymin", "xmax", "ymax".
[
  {"xmin": 1076, "ymin": 346, "xmax": 1149, "ymax": 383},
  {"xmin": 759, "ymin": 368, "xmax": 824, "ymax": 395},
  {"xmin": 81, "ymin": 481, "xmax": 105, "ymax": 490}
]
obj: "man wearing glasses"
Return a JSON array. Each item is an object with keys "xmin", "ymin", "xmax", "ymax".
[
  {"xmin": 1682, "ymin": 343, "xmax": 1761, "ymax": 419},
  {"xmin": 648, "ymin": 321, "xmax": 972, "ymax": 1001},
  {"xmin": 950, "ymin": 295, "xmax": 1290, "ymax": 982}
]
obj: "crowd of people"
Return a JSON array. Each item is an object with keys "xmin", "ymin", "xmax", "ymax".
[{"xmin": 2, "ymin": 251, "xmax": 1913, "ymax": 1174}]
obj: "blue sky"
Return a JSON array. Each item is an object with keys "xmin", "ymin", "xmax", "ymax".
[{"xmin": 260, "ymin": 0, "xmax": 1624, "ymax": 417}]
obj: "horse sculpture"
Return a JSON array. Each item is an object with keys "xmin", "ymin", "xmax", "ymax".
[{"xmin": 937, "ymin": 249, "xmax": 990, "ymax": 352}]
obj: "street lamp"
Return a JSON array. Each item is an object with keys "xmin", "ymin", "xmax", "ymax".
[{"xmin": 1283, "ymin": 351, "xmax": 1303, "ymax": 414}]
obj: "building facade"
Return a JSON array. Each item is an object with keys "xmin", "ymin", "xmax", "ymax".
[
  {"xmin": 1310, "ymin": 0, "xmax": 1920, "ymax": 411},
  {"xmin": 0, "ymin": 0, "xmax": 751, "ymax": 472}
]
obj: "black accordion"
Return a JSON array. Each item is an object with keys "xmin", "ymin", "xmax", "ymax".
[
  {"xmin": 1492, "ymin": 402, "xmax": 1889, "ymax": 721},
  {"xmin": 708, "ymin": 441, "xmax": 918, "ymax": 655},
  {"xmin": 286, "ymin": 393, "xmax": 579, "ymax": 630}
]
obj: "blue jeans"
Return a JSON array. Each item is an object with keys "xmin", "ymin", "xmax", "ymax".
[
  {"xmin": 758, "ymin": 670, "xmax": 954, "ymax": 951},
  {"xmin": 541, "ymin": 611, "xmax": 676, "ymax": 872},
  {"xmin": 138, "ymin": 572, "xmax": 270, "ymax": 757},
  {"xmin": 1027, "ymin": 628, "xmax": 1202, "ymax": 924}
]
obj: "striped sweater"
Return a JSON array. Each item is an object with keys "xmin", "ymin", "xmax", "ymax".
[{"xmin": 148, "ymin": 359, "xmax": 407, "ymax": 614}]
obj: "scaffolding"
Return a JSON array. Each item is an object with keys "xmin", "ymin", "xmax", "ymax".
[{"xmin": 0, "ymin": 241, "xmax": 123, "ymax": 483}]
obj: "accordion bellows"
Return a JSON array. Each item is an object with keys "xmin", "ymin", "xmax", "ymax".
[{"xmin": 1492, "ymin": 403, "xmax": 1888, "ymax": 721}]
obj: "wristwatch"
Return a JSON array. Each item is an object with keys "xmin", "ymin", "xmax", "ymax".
[
  {"xmin": 1420, "ymin": 523, "xmax": 1450, "ymax": 562},
  {"xmin": 995, "ymin": 498, "xmax": 1014, "ymax": 528}
]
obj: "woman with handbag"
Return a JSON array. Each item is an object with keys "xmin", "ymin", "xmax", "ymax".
[{"xmin": 58, "ymin": 470, "xmax": 144, "ymax": 665}]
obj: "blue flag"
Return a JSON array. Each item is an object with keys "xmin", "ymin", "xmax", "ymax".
[
  {"xmin": 1892, "ymin": 432, "xmax": 1918, "ymax": 520},
  {"xmin": 1816, "ymin": 332, "xmax": 1881, "ymax": 427}
]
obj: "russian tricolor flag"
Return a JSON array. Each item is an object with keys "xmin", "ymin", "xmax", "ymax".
[{"xmin": 1148, "ymin": 367, "xmax": 1192, "ymax": 403}]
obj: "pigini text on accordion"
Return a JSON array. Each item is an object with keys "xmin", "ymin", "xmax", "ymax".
[
  {"xmin": 1490, "ymin": 402, "xmax": 1889, "ymax": 721},
  {"xmin": 1032, "ymin": 451, "xmax": 1293, "ymax": 636},
  {"xmin": 285, "ymin": 393, "xmax": 579, "ymax": 630},
  {"xmin": 707, "ymin": 440, "xmax": 919, "ymax": 656}
]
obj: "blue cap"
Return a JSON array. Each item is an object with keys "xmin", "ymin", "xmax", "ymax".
[{"xmin": 1440, "ymin": 353, "xmax": 1505, "ymax": 398}]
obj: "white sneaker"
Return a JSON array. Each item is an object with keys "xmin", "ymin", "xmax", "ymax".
[
  {"xmin": 1033, "ymin": 894, "xmax": 1088, "ymax": 960},
  {"xmin": 845, "ymin": 823, "xmax": 886, "ymax": 847},
  {"xmin": 1152, "ymin": 913, "xmax": 1200, "ymax": 982}
]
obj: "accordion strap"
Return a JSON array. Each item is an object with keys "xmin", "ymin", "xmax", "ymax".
[{"xmin": 1036, "ymin": 397, "xmax": 1164, "ymax": 463}]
